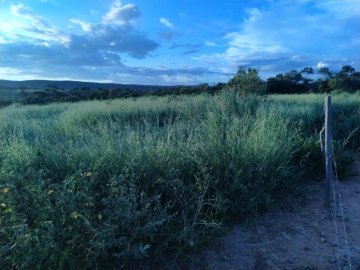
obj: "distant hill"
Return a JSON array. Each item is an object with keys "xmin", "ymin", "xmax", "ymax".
[
  {"xmin": 0, "ymin": 79, "xmax": 175, "ymax": 91},
  {"xmin": 0, "ymin": 79, "xmax": 203, "ymax": 105}
]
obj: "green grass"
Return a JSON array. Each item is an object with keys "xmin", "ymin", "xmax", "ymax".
[{"xmin": 0, "ymin": 91, "xmax": 359, "ymax": 269}]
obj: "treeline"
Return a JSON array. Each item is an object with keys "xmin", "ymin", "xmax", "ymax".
[
  {"xmin": 229, "ymin": 65, "xmax": 360, "ymax": 96},
  {"xmin": 1, "ymin": 65, "xmax": 359, "ymax": 106},
  {"xmin": 266, "ymin": 65, "xmax": 360, "ymax": 94},
  {"xmin": 19, "ymin": 83, "xmax": 226, "ymax": 105}
]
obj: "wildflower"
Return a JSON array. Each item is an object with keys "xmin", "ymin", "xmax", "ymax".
[
  {"xmin": 1, "ymin": 187, "xmax": 9, "ymax": 193},
  {"xmin": 70, "ymin": 211, "xmax": 78, "ymax": 220}
]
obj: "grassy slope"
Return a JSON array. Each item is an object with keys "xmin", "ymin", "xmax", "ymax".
[{"xmin": 0, "ymin": 91, "xmax": 359, "ymax": 269}]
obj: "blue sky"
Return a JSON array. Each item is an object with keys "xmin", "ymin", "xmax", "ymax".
[{"xmin": 0, "ymin": 0, "xmax": 359, "ymax": 85}]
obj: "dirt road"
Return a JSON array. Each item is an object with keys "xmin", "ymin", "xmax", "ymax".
[{"xmin": 197, "ymin": 158, "xmax": 360, "ymax": 270}]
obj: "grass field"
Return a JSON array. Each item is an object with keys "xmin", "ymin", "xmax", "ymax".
[{"xmin": 0, "ymin": 90, "xmax": 359, "ymax": 269}]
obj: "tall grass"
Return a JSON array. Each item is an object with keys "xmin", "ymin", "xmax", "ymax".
[{"xmin": 0, "ymin": 91, "xmax": 359, "ymax": 269}]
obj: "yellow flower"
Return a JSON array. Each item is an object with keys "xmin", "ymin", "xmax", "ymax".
[
  {"xmin": 70, "ymin": 211, "xmax": 78, "ymax": 220},
  {"xmin": 86, "ymin": 172, "xmax": 92, "ymax": 177},
  {"xmin": 48, "ymin": 189, "xmax": 55, "ymax": 195}
]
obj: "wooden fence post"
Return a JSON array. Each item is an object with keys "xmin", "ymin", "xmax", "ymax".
[{"xmin": 324, "ymin": 95, "xmax": 333, "ymax": 205}]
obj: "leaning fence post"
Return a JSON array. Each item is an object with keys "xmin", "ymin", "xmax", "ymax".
[{"xmin": 324, "ymin": 95, "xmax": 333, "ymax": 205}]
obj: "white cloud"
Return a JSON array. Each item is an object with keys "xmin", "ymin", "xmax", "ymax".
[
  {"xmin": 205, "ymin": 40, "xmax": 218, "ymax": 47},
  {"xmin": 160, "ymin": 74, "xmax": 194, "ymax": 83},
  {"xmin": 160, "ymin": 17, "xmax": 174, "ymax": 28},
  {"xmin": 0, "ymin": 0, "xmax": 159, "ymax": 84},
  {"xmin": 10, "ymin": 4, "xmax": 27, "ymax": 17},
  {"xmin": 315, "ymin": 0, "xmax": 360, "ymax": 19},
  {"xmin": 70, "ymin": 18, "xmax": 92, "ymax": 32},
  {"xmin": 316, "ymin": 61, "xmax": 328, "ymax": 69},
  {"xmin": 9, "ymin": 4, "xmax": 70, "ymax": 46},
  {"xmin": 103, "ymin": 0, "xmax": 140, "ymax": 26},
  {"xmin": 193, "ymin": 0, "xmax": 360, "ymax": 77},
  {"xmin": 222, "ymin": 7, "xmax": 288, "ymax": 56},
  {"xmin": 226, "ymin": 33, "xmax": 286, "ymax": 54},
  {"xmin": 2, "ymin": 1, "xmax": 158, "ymax": 61},
  {"xmin": 0, "ymin": 67, "xmax": 21, "ymax": 75},
  {"xmin": 0, "ymin": 36, "xmax": 9, "ymax": 44},
  {"xmin": 2, "ymin": 0, "xmax": 358, "ymax": 84},
  {"xmin": 0, "ymin": 21, "xmax": 19, "ymax": 33}
]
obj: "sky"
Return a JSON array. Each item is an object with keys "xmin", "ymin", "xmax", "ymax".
[{"xmin": 0, "ymin": 0, "xmax": 359, "ymax": 85}]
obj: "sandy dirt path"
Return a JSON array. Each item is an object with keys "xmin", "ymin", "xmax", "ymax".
[{"xmin": 196, "ymin": 158, "xmax": 360, "ymax": 270}]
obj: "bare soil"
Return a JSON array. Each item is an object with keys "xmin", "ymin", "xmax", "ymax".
[{"xmin": 195, "ymin": 158, "xmax": 360, "ymax": 270}]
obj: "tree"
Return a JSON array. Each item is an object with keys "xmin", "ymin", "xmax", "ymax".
[
  {"xmin": 228, "ymin": 66, "xmax": 265, "ymax": 95},
  {"xmin": 301, "ymin": 67, "xmax": 314, "ymax": 74},
  {"xmin": 284, "ymin": 70, "xmax": 303, "ymax": 84},
  {"xmin": 339, "ymin": 65, "xmax": 355, "ymax": 77},
  {"xmin": 267, "ymin": 70, "xmax": 311, "ymax": 94},
  {"xmin": 198, "ymin": 83, "xmax": 209, "ymax": 93},
  {"xmin": 314, "ymin": 78, "xmax": 330, "ymax": 93},
  {"xmin": 319, "ymin": 67, "xmax": 333, "ymax": 78},
  {"xmin": 328, "ymin": 65, "xmax": 360, "ymax": 92}
]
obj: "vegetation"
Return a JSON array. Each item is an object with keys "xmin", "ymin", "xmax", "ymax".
[
  {"xmin": 228, "ymin": 66, "xmax": 266, "ymax": 95},
  {"xmin": 0, "ymin": 65, "xmax": 359, "ymax": 107},
  {"xmin": 267, "ymin": 65, "xmax": 360, "ymax": 94},
  {"xmin": 0, "ymin": 84, "xmax": 224, "ymax": 106},
  {"xmin": 0, "ymin": 90, "xmax": 359, "ymax": 269}
]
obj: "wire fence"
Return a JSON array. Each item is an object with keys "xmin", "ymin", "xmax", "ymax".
[
  {"xmin": 331, "ymin": 154, "xmax": 352, "ymax": 270},
  {"xmin": 321, "ymin": 95, "xmax": 353, "ymax": 270}
]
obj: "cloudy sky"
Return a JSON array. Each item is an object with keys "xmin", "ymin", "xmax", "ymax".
[{"xmin": 0, "ymin": 0, "xmax": 359, "ymax": 85}]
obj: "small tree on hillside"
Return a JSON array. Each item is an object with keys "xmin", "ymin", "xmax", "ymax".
[{"xmin": 228, "ymin": 66, "xmax": 265, "ymax": 95}]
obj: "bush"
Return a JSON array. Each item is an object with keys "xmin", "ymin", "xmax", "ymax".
[
  {"xmin": 0, "ymin": 91, "xmax": 359, "ymax": 269},
  {"xmin": 228, "ymin": 66, "xmax": 266, "ymax": 95}
]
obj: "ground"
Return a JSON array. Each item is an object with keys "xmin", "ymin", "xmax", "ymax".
[{"xmin": 195, "ymin": 157, "xmax": 360, "ymax": 270}]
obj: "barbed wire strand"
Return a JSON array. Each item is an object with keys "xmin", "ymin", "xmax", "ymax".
[
  {"xmin": 331, "ymin": 179, "xmax": 341, "ymax": 270},
  {"xmin": 332, "ymin": 154, "xmax": 352, "ymax": 270},
  {"xmin": 322, "ymin": 96, "xmax": 352, "ymax": 269},
  {"xmin": 320, "ymin": 119, "xmax": 341, "ymax": 269}
]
